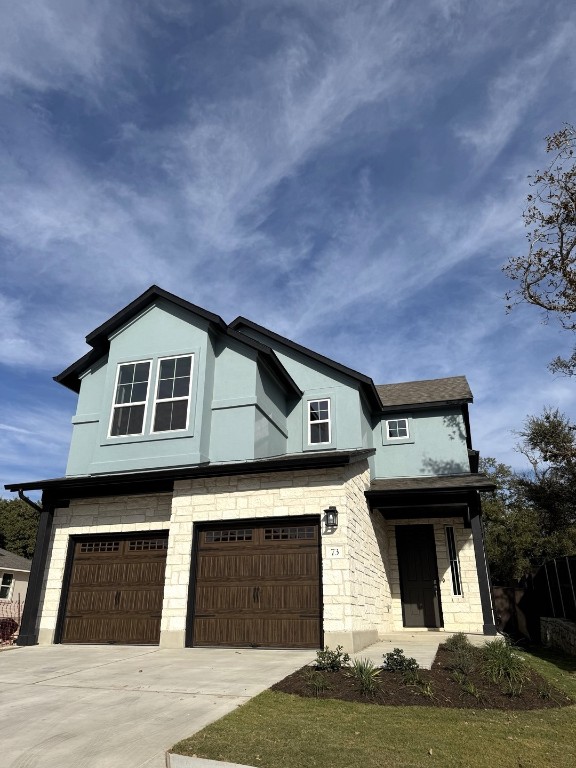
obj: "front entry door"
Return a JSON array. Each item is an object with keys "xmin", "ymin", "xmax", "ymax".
[{"xmin": 395, "ymin": 524, "xmax": 443, "ymax": 628}]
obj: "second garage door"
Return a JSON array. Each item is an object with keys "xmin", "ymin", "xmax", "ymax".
[{"xmin": 192, "ymin": 519, "xmax": 322, "ymax": 648}]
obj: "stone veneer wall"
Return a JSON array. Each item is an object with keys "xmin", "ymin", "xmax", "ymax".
[
  {"xmin": 36, "ymin": 493, "xmax": 172, "ymax": 644},
  {"xmin": 386, "ymin": 517, "xmax": 484, "ymax": 634},
  {"xmin": 540, "ymin": 617, "xmax": 576, "ymax": 656},
  {"xmin": 164, "ymin": 459, "xmax": 390, "ymax": 652},
  {"xmin": 322, "ymin": 463, "xmax": 393, "ymax": 651}
]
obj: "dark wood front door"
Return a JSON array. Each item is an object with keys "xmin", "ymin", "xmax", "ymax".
[
  {"xmin": 396, "ymin": 524, "xmax": 443, "ymax": 628},
  {"xmin": 61, "ymin": 533, "xmax": 168, "ymax": 644},
  {"xmin": 192, "ymin": 520, "xmax": 322, "ymax": 648}
]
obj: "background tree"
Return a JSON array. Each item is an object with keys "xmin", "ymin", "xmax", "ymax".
[
  {"xmin": 0, "ymin": 498, "xmax": 39, "ymax": 559},
  {"xmin": 504, "ymin": 124, "xmax": 576, "ymax": 374},
  {"xmin": 481, "ymin": 408, "xmax": 576, "ymax": 583}
]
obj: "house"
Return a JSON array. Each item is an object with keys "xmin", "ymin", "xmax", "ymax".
[
  {"xmin": 5, "ymin": 286, "xmax": 496, "ymax": 652},
  {"xmin": 0, "ymin": 548, "xmax": 31, "ymax": 642},
  {"xmin": 0, "ymin": 548, "xmax": 31, "ymax": 605}
]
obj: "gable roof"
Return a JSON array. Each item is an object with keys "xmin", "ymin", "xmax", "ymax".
[
  {"xmin": 55, "ymin": 286, "xmax": 301, "ymax": 397},
  {"xmin": 0, "ymin": 548, "xmax": 32, "ymax": 572},
  {"xmin": 230, "ymin": 316, "xmax": 383, "ymax": 411},
  {"xmin": 376, "ymin": 376, "xmax": 472, "ymax": 409}
]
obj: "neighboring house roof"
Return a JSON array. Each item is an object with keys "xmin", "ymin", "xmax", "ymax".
[
  {"xmin": 54, "ymin": 286, "xmax": 301, "ymax": 398},
  {"xmin": 0, "ymin": 548, "xmax": 32, "ymax": 573},
  {"xmin": 376, "ymin": 376, "xmax": 473, "ymax": 409},
  {"xmin": 367, "ymin": 473, "xmax": 494, "ymax": 493},
  {"xmin": 230, "ymin": 316, "xmax": 383, "ymax": 411}
]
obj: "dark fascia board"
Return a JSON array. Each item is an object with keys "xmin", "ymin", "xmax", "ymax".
[
  {"xmin": 4, "ymin": 448, "xmax": 376, "ymax": 498},
  {"xmin": 230, "ymin": 316, "xmax": 383, "ymax": 411},
  {"xmin": 380, "ymin": 399, "xmax": 472, "ymax": 414},
  {"xmin": 54, "ymin": 286, "xmax": 299, "ymax": 397}
]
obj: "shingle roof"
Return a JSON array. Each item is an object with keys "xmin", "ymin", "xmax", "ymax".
[
  {"xmin": 367, "ymin": 473, "xmax": 494, "ymax": 493},
  {"xmin": 0, "ymin": 548, "xmax": 32, "ymax": 572},
  {"xmin": 376, "ymin": 376, "xmax": 472, "ymax": 408}
]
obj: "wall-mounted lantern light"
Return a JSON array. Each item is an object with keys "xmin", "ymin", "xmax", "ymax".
[{"xmin": 324, "ymin": 506, "xmax": 338, "ymax": 529}]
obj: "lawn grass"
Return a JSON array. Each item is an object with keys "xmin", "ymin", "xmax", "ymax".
[{"xmin": 172, "ymin": 648, "xmax": 576, "ymax": 768}]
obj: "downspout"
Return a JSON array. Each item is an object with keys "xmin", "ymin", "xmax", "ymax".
[{"xmin": 15, "ymin": 490, "xmax": 55, "ymax": 646}]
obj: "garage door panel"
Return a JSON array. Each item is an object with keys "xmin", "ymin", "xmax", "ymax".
[
  {"xmin": 61, "ymin": 533, "xmax": 168, "ymax": 645},
  {"xmin": 194, "ymin": 617, "xmax": 320, "ymax": 648},
  {"xmin": 193, "ymin": 520, "xmax": 321, "ymax": 649}
]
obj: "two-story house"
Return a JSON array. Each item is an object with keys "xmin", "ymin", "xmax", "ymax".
[{"xmin": 6, "ymin": 286, "xmax": 496, "ymax": 652}]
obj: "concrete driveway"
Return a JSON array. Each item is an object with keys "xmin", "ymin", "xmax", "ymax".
[{"xmin": 0, "ymin": 645, "xmax": 314, "ymax": 768}]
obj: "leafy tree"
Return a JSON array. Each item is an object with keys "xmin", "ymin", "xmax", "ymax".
[
  {"xmin": 481, "ymin": 409, "xmax": 576, "ymax": 583},
  {"xmin": 0, "ymin": 498, "xmax": 39, "ymax": 559},
  {"xmin": 504, "ymin": 124, "xmax": 576, "ymax": 374}
]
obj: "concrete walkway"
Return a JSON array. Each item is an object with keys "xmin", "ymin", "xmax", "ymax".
[
  {"xmin": 0, "ymin": 645, "xmax": 314, "ymax": 768},
  {"xmin": 351, "ymin": 631, "xmax": 491, "ymax": 669}
]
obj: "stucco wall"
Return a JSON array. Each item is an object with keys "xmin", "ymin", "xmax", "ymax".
[
  {"xmin": 386, "ymin": 516, "xmax": 484, "ymax": 634},
  {"xmin": 36, "ymin": 493, "xmax": 172, "ymax": 644}
]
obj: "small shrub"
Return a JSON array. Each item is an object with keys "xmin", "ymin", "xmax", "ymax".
[
  {"xmin": 501, "ymin": 679, "xmax": 523, "ymax": 697},
  {"xmin": 304, "ymin": 669, "xmax": 331, "ymax": 696},
  {"xmin": 348, "ymin": 657, "xmax": 381, "ymax": 696},
  {"xmin": 418, "ymin": 680, "xmax": 434, "ymax": 698},
  {"xmin": 461, "ymin": 680, "xmax": 482, "ymax": 700},
  {"xmin": 315, "ymin": 645, "xmax": 350, "ymax": 672},
  {"xmin": 443, "ymin": 632, "xmax": 472, "ymax": 653},
  {"xmin": 383, "ymin": 648, "xmax": 419, "ymax": 673},
  {"xmin": 537, "ymin": 683, "xmax": 553, "ymax": 700},
  {"xmin": 451, "ymin": 669, "xmax": 467, "ymax": 686},
  {"xmin": 448, "ymin": 647, "xmax": 478, "ymax": 677},
  {"xmin": 481, "ymin": 639, "xmax": 527, "ymax": 687},
  {"xmin": 402, "ymin": 667, "xmax": 424, "ymax": 686}
]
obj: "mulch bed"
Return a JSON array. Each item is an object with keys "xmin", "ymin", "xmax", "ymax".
[{"xmin": 271, "ymin": 645, "xmax": 574, "ymax": 710}]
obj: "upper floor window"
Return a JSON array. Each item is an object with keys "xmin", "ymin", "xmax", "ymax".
[
  {"xmin": 387, "ymin": 418, "xmax": 409, "ymax": 440},
  {"xmin": 110, "ymin": 361, "xmax": 151, "ymax": 437},
  {"xmin": 152, "ymin": 355, "xmax": 193, "ymax": 432},
  {"xmin": 108, "ymin": 354, "xmax": 194, "ymax": 438},
  {"xmin": 308, "ymin": 399, "xmax": 331, "ymax": 444},
  {"xmin": 0, "ymin": 573, "xmax": 14, "ymax": 600}
]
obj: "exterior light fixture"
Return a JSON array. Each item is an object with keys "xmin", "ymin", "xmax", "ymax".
[{"xmin": 324, "ymin": 506, "xmax": 338, "ymax": 529}]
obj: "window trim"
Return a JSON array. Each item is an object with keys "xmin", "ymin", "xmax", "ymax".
[
  {"xmin": 381, "ymin": 413, "xmax": 415, "ymax": 446},
  {"xmin": 107, "ymin": 358, "xmax": 152, "ymax": 439},
  {"xmin": 308, "ymin": 398, "xmax": 331, "ymax": 446},
  {"xmin": 151, "ymin": 354, "xmax": 194, "ymax": 434},
  {"xmin": 0, "ymin": 572, "xmax": 14, "ymax": 601},
  {"xmin": 445, "ymin": 526, "xmax": 463, "ymax": 597},
  {"xmin": 386, "ymin": 418, "xmax": 409, "ymax": 440}
]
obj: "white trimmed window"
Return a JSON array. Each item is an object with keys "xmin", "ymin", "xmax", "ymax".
[
  {"xmin": 109, "ymin": 361, "xmax": 151, "ymax": 437},
  {"xmin": 387, "ymin": 418, "xmax": 409, "ymax": 440},
  {"xmin": 152, "ymin": 355, "xmax": 193, "ymax": 433},
  {"xmin": 445, "ymin": 526, "xmax": 463, "ymax": 596},
  {"xmin": 308, "ymin": 399, "xmax": 331, "ymax": 444},
  {"xmin": 0, "ymin": 573, "xmax": 14, "ymax": 600}
]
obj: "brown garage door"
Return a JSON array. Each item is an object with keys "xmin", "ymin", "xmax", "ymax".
[
  {"xmin": 192, "ymin": 520, "xmax": 321, "ymax": 648},
  {"xmin": 60, "ymin": 533, "xmax": 168, "ymax": 644}
]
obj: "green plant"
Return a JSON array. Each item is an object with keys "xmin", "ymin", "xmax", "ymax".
[
  {"xmin": 460, "ymin": 680, "xmax": 482, "ymax": 700},
  {"xmin": 481, "ymin": 639, "xmax": 527, "ymax": 687},
  {"xmin": 315, "ymin": 645, "xmax": 351, "ymax": 672},
  {"xmin": 501, "ymin": 679, "xmax": 523, "ymax": 697},
  {"xmin": 383, "ymin": 648, "xmax": 419, "ymax": 673},
  {"xmin": 448, "ymin": 647, "xmax": 478, "ymax": 677},
  {"xmin": 443, "ymin": 633, "xmax": 473, "ymax": 653},
  {"xmin": 418, "ymin": 680, "xmax": 434, "ymax": 698},
  {"xmin": 304, "ymin": 669, "xmax": 331, "ymax": 696},
  {"xmin": 402, "ymin": 667, "xmax": 424, "ymax": 686},
  {"xmin": 451, "ymin": 669, "xmax": 467, "ymax": 686},
  {"xmin": 348, "ymin": 657, "xmax": 381, "ymax": 697}
]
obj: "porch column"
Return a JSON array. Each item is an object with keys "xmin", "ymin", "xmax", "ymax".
[
  {"xmin": 16, "ymin": 497, "xmax": 54, "ymax": 646},
  {"xmin": 470, "ymin": 492, "xmax": 497, "ymax": 635}
]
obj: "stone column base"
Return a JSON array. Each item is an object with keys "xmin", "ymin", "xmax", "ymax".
[{"xmin": 323, "ymin": 629, "xmax": 379, "ymax": 654}]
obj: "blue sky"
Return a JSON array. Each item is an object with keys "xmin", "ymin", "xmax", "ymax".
[{"xmin": 1, "ymin": 0, "xmax": 576, "ymax": 494}]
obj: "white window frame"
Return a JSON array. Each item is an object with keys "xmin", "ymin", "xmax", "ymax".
[
  {"xmin": 151, "ymin": 354, "xmax": 194, "ymax": 434},
  {"xmin": 445, "ymin": 526, "xmax": 463, "ymax": 597},
  {"xmin": 108, "ymin": 359, "xmax": 152, "ymax": 438},
  {"xmin": 308, "ymin": 398, "xmax": 331, "ymax": 445},
  {"xmin": 0, "ymin": 572, "xmax": 14, "ymax": 601},
  {"xmin": 386, "ymin": 418, "xmax": 409, "ymax": 440}
]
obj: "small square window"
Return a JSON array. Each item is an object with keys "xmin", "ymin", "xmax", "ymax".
[{"xmin": 387, "ymin": 418, "xmax": 409, "ymax": 440}]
